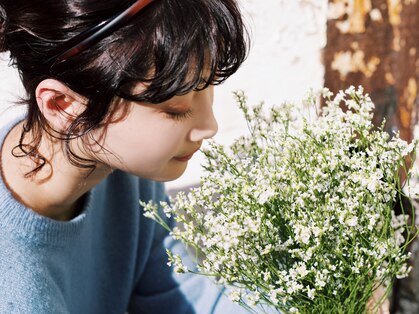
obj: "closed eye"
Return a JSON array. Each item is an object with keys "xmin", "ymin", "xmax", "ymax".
[{"xmin": 165, "ymin": 109, "xmax": 193, "ymax": 121}]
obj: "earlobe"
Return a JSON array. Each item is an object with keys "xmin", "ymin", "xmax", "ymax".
[{"xmin": 35, "ymin": 79, "xmax": 86, "ymax": 132}]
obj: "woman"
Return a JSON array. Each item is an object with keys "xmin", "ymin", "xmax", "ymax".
[{"xmin": 0, "ymin": 0, "xmax": 250, "ymax": 312}]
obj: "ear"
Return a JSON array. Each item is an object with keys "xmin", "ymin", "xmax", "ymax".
[{"xmin": 35, "ymin": 79, "xmax": 86, "ymax": 132}]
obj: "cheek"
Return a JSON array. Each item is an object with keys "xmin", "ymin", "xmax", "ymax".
[
  {"xmin": 96, "ymin": 117, "xmax": 185, "ymax": 174},
  {"xmin": 124, "ymin": 130, "xmax": 179, "ymax": 165}
]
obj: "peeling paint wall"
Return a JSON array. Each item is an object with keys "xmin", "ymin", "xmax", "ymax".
[
  {"xmin": 329, "ymin": 0, "xmax": 373, "ymax": 34},
  {"xmin": 325, "ymin": 0, "xmax": 419, "ymax": 142}
]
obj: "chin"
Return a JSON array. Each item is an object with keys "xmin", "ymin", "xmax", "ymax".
[
  {"xmin": 142, "ymin": 166, "xmax": 188, "ymax": 182},
  {"xmin": 153, "ymin": 171, "xmax": 185, "ymax": 182}
]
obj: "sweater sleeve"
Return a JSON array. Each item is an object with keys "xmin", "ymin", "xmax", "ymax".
[
  {"xmin": 127, "ymin": 228, "xmax": 250, "ymax": 314},
  {"xmin": 126, "ymin": 220, "xmax": 195, "ymax": 314},
  {"xmin": 127, "ymin": 183, "xmax": 250, "ymax": 314}
]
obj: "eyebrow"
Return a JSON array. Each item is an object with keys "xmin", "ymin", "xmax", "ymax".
[
  {"xmin": 162, "ymin": 102, "xmax": 190, "ymax": 111},
  {"xmin": 157, "ymin": 96, "xmax": 193, "ymax": 111}
]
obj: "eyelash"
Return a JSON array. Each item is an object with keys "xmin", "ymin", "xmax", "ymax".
[{"xmin": 165, "ymin": 109, "xmax": 193, "ymax": 121}]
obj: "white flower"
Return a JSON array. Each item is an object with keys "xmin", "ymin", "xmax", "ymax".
[
  {"xmin": 396, "ymin": 264, "xmax": 412, "ymax": 279},
  {"xmin": 247, "ymin": 292, "xmax": 260, "ymax": 307},
  {"xmin": 402, "ymin": 142, "xmax": 415, "ymax": 156},
  {"xmin": 228, "ymin": 290, "xmax": 241, "ymax": 302},
  {"xmin": 261, "ymin": 244, "xmax": 273, "ymax": 255},
  {"xmin": 407, "ymin": 183, "xmax": 419, "ymax": 199},
  {"xmin": 174, "ymin": 264, "xmax": 188, "ymax": 274},
  {"xmin": 257, "ymin": 188, "xmax": 276, "ymax": 204},
  {"xmin": 307, "ymin": 287, "xmax": 316, "ymax": 300},
  {"xmin": 287, "ymin": 281, "xmax": 303, "ymax": 294},
  {"xmin": 345, "ymin": 216, "xmax": 358, "ymax": 227},
  {"xmin": 167, "ymin": 252, "xmax": 188, "ymax": 274},
  {"xmin": 160, "ymin": 201, "xmax": 174, "ymax": 218},
  {"xmin": 294, "ymin": 224, "xmax": 311, "ymax": 245},
  {"xmin": 269, "ymin": 289, "xmax": 280, "ymax": 305},
  {"xmin": 295, "ymin": 263, "xmax": 309, "ymax": 278}
]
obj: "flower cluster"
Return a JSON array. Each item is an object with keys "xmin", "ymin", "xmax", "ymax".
[{"xmin": 143, "ymin": 86, "xmax": 418, "ymax": 313}]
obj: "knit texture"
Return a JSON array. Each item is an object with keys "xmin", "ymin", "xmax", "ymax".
[{"xmin": 0, "ymin": 111, "xmax": 247, "ymax": 314}]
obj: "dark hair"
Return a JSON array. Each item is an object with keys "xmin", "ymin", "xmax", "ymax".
[{"xmin": 0, "ymin": 0, "xmax": 249, "ymax": 175}]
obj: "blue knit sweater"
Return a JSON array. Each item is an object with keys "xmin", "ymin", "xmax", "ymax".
[{"xmin": 0, "ymin": 111, "xmax": 247, "ymax": 314}]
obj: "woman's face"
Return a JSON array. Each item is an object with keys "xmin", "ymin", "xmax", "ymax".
[{"xmin": 89, "ymin": 86, "xmax": 218, "ymax": 181}]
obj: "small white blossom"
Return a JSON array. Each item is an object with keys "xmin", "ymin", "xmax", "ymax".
[
  {"xmin": 257, "ymin": 187, "xmax": 276, "ymax": 204},
  {"xmin": 228, "ymin": 290, "xmax": 241, "ymax": 302},
  {"xmin": 346, "ymin": 216, "xmax": 358, "ymax": 227},
  {"xmin": 407, "ymin": 183, "xmax": 419, "ymax": 199},
  {"xmin": 307, "ymin": 287, "xmax": 316, "ymax": 300},
  {"xmin": 269, "ymin": 289, "xmax": 280, "ymax": 305},
  {"xmin": 396, "ymin": 264, "xmax": 412, "ymax": 279},
  {"xmin": 294, "ymin": 224, "xmax": 311, "ymax": 245},
  {"xmin": 247, "ymin": 292, "xmax": 260, "ymax": 307}
]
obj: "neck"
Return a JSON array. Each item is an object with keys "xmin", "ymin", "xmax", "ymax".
[{"xmin": 0, "ymin": 122, "xmax": 112, "ymax": 221}]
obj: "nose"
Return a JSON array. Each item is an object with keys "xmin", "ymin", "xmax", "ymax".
[
  {"xmin": 193, "ymin": 111, "xmax": 218, "ymax": 141},
  {"xmin": 189, "ymin": 107, "xmax": 218, "ymax": 142},
  {"xmin": 189, "ymin": 89, "xmax": 219, "ymax": 142}
]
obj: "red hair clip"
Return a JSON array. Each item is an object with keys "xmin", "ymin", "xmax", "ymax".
[{"xmin": 46, "ymin": 0, "xmax": 154, "ymax": 64}]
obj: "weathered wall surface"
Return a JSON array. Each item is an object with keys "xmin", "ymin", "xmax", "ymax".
[{"xmin": 324, "ymin": 0, "xmax": 419, "ymax": 141}]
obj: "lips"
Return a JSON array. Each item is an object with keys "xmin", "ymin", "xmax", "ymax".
[{"xmin": 174, "ymin": 147, "xmax": 200, "ymax": 162}]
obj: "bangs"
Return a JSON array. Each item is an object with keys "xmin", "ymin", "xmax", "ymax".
[{"xmin": 115, "ymin": 0, "xmax": 249, "ymax": 104}]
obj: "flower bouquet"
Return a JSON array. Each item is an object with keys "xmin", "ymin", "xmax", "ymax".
[{"xmin": 143, "ymin": 86, "xmax": 418, "ymax": 313}]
